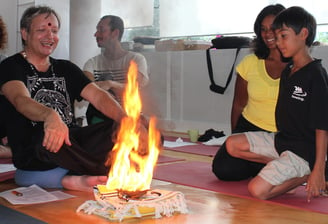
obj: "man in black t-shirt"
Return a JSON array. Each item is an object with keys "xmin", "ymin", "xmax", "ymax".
[{"xmin": 0, "ymin": 6, "xmax": 148, "ymax": 192}]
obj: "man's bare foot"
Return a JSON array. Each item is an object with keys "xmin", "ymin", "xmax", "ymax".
[
  {"xmin": 61, "ymin": 175, "xmax": 108, "ymax": 192},
  {"xmin": 0, "ymin": 145, "xmax": 12, "ymax": 158}
]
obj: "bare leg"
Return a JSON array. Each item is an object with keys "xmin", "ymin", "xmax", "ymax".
[
  {"xmin": 248, "ymin": 175, "xmax": 308, "ymax": 200},
  {"xmin": 226, "ymin": 134, "xmax": 273, "ymax": 164},
  {"xmin": 61, "ymin": 175, "xmax": 108, "ymax": 192},
  {"xmin": 323, "ymin": 164, "xmax": 328, "ymax": 195},
  {"xmin": 0, "ymin": 145, "xmax": 12, "ymax": 158}
]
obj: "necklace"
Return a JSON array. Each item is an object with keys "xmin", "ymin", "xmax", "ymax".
[
  {"xmin": 21, "ymin": 51, "xmax": 59, "ymax": 91},
  {"xmin": 21, "ymin": 51, "xmax": 51, "ymax": 67}
]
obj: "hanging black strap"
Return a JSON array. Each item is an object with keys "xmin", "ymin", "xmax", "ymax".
[{"xmin": 206, "ymin": 47, "xmax": 241, "ymax": 94}]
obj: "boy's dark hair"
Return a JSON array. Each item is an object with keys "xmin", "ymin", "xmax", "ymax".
[
  {"xmin": 272, "ymin": 6, "xmax": 316, "ymax": 47},
  {"xmin": 253, "ymin": 4, "xmax": 285, "ymax": 59},
  {"xmin": 101, "ymin": 15, "xmax": 124, "ymax": 41}
]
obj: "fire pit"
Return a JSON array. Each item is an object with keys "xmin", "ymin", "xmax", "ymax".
[
  {"xmin": 77, "ymin": 61, "xmax": 188, "ymax": 221},
  {"xmin": 117, "ymin": 189, "xmax": 150, "ymax": 201},
  {"xmin": 77, "ymin": 185, "xmax": 188, "ymax": 221}
]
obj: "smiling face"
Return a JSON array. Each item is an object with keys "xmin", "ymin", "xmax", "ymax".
[
  {"xmin": 260, "ymin": 14, "xmax": 276, "ymax": 49},
  {"xmin": 21, "ymin": 13, "xmax": 59, "ymax": 57}
]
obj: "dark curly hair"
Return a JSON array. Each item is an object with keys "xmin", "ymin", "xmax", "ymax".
[
  {"xmin": 252, "ymin": 4, "xmax": 285, "ymax": 59},
  {"xmin": 0, "ymin": 16, "xmax": 8, "ymax": 50}
]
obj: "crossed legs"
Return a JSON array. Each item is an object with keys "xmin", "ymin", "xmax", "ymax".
[{"xmin": 226, "ymin": 132, "xmax": 310, "ymax": 200}]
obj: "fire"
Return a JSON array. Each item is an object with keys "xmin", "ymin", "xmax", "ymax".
[{"xmin": 105, "ymin": 61, "xmax": 161, "ymax": 194}]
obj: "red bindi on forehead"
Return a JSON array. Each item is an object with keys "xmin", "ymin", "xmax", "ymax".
[{"xmin": 48, "ymin": 22, "xmax": 52, "ymax": 26}]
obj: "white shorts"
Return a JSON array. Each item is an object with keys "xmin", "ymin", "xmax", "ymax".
[{"xmin": 244, "ymin": 132, "xmax": 311, "ymax": 186}]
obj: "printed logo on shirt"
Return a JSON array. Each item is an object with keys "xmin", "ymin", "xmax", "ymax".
[
  {"xmin": 27, "ymin": 75, "xmax": 74, "ymax": 125},
  {"xmin": 292, "ymin": 86, "xmax": 307, "ymax": 101}
]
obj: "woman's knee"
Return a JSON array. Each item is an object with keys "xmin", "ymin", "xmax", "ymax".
[
  {"xmin": 225, "ymin": 135, "xmax": 238, "ymax": 157},
  {"xmin": 212, "ymin": 147, "xmax": 244, "ymax": 181},
  {"xmin": 226, "ymin": 134, "xmax": 249, "ymax": 158},
  {"xmin": 212, "ymin": 144, "xmax": 229, "ymax": 177},
  {"xmin": 212, "ymin": 158, "xmax": 231, "ymax": 180}
]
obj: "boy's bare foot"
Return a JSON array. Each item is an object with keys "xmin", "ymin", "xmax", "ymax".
[
  {"xmin": 0, "ymin": 145, "xmax": 12, "ymax": 158},
  {"xmin": 61, "ymin": 175, "xmax": 108, "ymax": 192}
]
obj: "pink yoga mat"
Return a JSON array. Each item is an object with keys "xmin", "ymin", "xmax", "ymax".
[
  {"xmin": 0, "ymin": 171, "xmax": 15, "ymax": 182},
  {"xmin": 157, "ymin": 155, "xmax": 185, "ymax": 164},
  {"xmin": 164, "ymin": 136, "xmax": 220, "ymax": 157},
  {"xmin": 0, "ymin": 158, "xmax": 12, "ymax": 164},
  {"xmin": 153, "ymin": 161, "xmax": 328, "ymax": 214},
  {"xmin": 0, "ymin": 156, "xmax": 184, "ymax": 182}
]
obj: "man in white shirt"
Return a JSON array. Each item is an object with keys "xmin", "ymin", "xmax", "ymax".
[{"xmin": 83, "ymin": 15, "xmax": 149, "ymax": 124}]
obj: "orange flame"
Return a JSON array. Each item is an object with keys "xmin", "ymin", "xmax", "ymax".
[{"xmin": 105, "ymin": 61, "xmax": 161, "ymax": 192}]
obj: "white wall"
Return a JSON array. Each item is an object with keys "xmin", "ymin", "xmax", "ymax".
[
  {"xmin": 140, "ymin": 48, "xmax": 251, "ymax": 135},
  {"xmin": 70, "ymin": 0, "xmax": 101, "ymax": 67},
  {"xmin": 159, "ymin": 0, "xmax": 328, "ymax": 37},
  {"xmin": 101, "ymin": 0, "xmax": 153, "ymax": 28}
]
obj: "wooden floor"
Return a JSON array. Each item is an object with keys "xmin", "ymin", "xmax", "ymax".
[{"xmin": 1, "ymin": 132, "xmax": 328, "ymax": 224}]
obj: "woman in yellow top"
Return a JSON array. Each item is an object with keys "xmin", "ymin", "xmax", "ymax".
[{"xmin": 212, "ymin": 4, "xmax": 288, "ymax": 181}]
